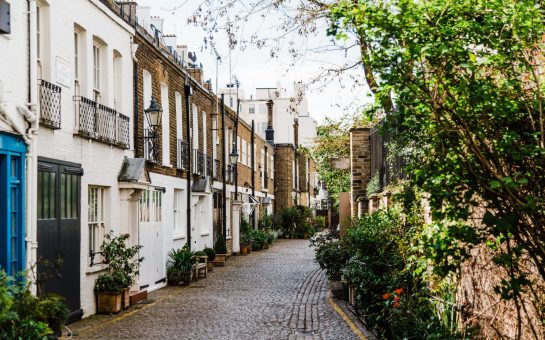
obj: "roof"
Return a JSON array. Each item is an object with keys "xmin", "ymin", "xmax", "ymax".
[{"xmin": 118, "ymin": 157, "xmax": 149, "ymax": 183}]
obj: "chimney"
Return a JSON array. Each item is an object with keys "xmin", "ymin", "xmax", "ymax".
[
  {"xmin": 265, "ymin": 100, "xmax": 275, "ymax": 145},
  {"xmin": 136, "ymin": 6, "xmax": 150, "ymax": 26},
  {"xmin": 150, "ymin": 16, "xmax": 164, "ymax": 33},
  {"xmin": 187, "ymin": 68, "xmax": 203, "ymax": 85},
  {"xmin": 176, "ymin": 45, "xmax": 188, "ymax": 66},
  {"xmin": 293, "ymin": 117, "xmax": 299, "ymax": 148},
  {"xmin": 204, "ymin": 80, "xmax": 212, "ymax": 91},
  {"xmin": 163, "ymin": 34, "xmax": 177, "ymax": 50},
  {"xmin": 116, "ymin": 1, "xmax": 137, "ymax": 21}
]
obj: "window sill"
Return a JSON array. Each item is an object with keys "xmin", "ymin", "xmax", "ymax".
[
  {"xmin": 86, "ymin": 264, "xmax": 108, "ymax": 275},
  {"xmin": 173, "ymin": 234, "xmax": 186, "ymax": 241}
]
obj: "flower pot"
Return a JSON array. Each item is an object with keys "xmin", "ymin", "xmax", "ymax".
[
  {"xmin": 97, "ymin": 292, "xmax": 122, "ymax": 314},
  {"xmin": 240, "ymin": 245, "xmax": 250, "ymax": 255},
  {"xmin": 207, "ymin": 262, "xmax": 214, "ymax": 271},
  {"xmin": 168, "ymin": 271, "xmax": 192, "ymax": 286},
  {"xmin": 122, "ymin": 288, "xmax": 130, "ymax": 309},
  {"xmin": 214, "ymin": 254, "xmax": 226, "ymax": 267}
]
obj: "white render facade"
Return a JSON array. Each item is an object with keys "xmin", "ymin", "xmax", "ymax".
[{"xmin": 33, "ymin": 0, "xmax": 135, "ymax": 319}]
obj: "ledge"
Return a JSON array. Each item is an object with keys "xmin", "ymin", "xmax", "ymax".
[{"xmin": 86, "ymin": 264, "xmax": 108, "ymax": 275}]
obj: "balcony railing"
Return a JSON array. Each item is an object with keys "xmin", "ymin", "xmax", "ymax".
[
  {"xmin": 193, "ymin": 149, "xmax": 205, "ymax": 176},
  {"xmin": 39, "ymin": 79, "xmax": 62, "ymax": 129},
  {"xmin": 74, "ymin": 96, "xmax": 130, "ymax": 149},
  {"xmin": 143, "ymin": 129, "xmax": 158, "ymax": 163},
  {"xmin": 214, "ymin": 159, "xmax": 221, "ymax": 180},
  {"xmin": 226, "ymin": 165, "xmax": 235, "ymax": 183},
  {"xmin": 177, "ymin": 139, "xmax": 189, "ymax": 170},
  {"xmin": 263, "ymin": 171, "xmax": 268, "ymax": 189},
  {"xmin": 206, "ymin": 155, "xmax": 213, "ymax": 178}
]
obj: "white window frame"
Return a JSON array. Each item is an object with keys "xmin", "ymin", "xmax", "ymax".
[
  {"xmin": 173, "ymin": 189, "xmax": 185, "ymax": 239},
  {"xmin": 88, "ymin": 186, "xmax": 108, "ymax": 264},
  {"xmin": 36, "ymin": 5, "xmax": 42, "ymax": 62},
  {"xmin": 161, "ymin": 83, "xmax": 171, "ymax": 166},
  {"xmin": 139, "ymin": 189, "xmax": 163, "ymax": 223},
  {"xmin": 248, "ymin": 104, "xmax": 255, "ymax": 114},
  {"xmin": 93, "ymin": 43, "xmax": 102, "ymax": 102}
]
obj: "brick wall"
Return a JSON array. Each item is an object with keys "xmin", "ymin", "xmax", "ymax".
[
  {"xmin": 350, "ymin": 128, "xmax": 371, "ymax": 216},
  {"xmin": 273, "ymin": 144, "xmax": 295, "ymax": 212}
]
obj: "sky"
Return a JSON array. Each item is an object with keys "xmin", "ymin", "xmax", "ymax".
[{"xmin": 136, "ymin": 0, "xmax": 372, "ymax": 124}]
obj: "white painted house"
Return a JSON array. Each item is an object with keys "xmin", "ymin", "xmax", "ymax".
[{"xmin": 33, "ymin": 0, "xmax": 135, "ymax": 320}]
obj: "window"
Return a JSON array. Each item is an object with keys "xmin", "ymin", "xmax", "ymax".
[
  {"xmin": 192, "ymin": 104, "xmax": 199, "ymax": 150},
  {"xmin": 113, "ymin": 50, "xmax": 122, "ymax": 110},
  {"xmin": 241, "ymin": 140, "xmax": 247, "ymax": 166},
  {"xmin": 202, "ymin": 113, "xmax": 207, "ymax": 154},
  {"xmin": 93, "ymin": 44, "xmax": 101, "ymax": 102},
  {"xmin": 74, "ymin": 32, "xmax": 79, "ymax": 81},
  {"xmin": 248, "ymin": 104, "xmax": 255, "ymax": 114},
  {"xmin": 173, "ymin": 189, "xmax": 185, "ymax": 238},
  {"xmin": 175, "ymin": 92, "xmax": 183, "ymax": 140},
  {"xmin": 139, "ymin": 189, "xmax": 162, "ymax": 223},
  {"xmin": 88, "ymin": 186, "xmax": 107, "ymax": 263},
  {"xmin": 259, "ymin": 104, "xmax": 267, "ymax": 114},
  {"xmin": 36, "ymin": 6, "xmax": 42, "ymax": 61}
]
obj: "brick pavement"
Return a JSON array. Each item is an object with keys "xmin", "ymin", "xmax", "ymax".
[{"xmin": 68, "ymin": 240, "xmax": 359, "ymax": 340}]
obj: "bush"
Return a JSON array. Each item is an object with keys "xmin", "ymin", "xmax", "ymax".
[
  {"xmin": 203, "ymin": 248, "xmax": 216, "ymax": 261},
  {"xmin": 275, "ymin": 206, "xmax": 313, "ymax": 237},
  {"xmin": 194, "ymin": 250, "xmax": 207, "ymax": 257},
  {"xmin": 166, "ymin": 245, "xmax": 196, "ymax": 275},
  {"xmin": 258, "ymin": 213, "xmax": 274, "ymax": 230},
  {"xmin": 100, "ymin": 232, "xmax": 143, "ymax": 289},
  {"xmin": 249, "ymin": 230, "xmax": 269, "ymax": 251},
  {"xmin": 214, "ymin": 234, "xmax": 228, "ymax": 254},
  {"xmin": 314, "ymin": 238, "xmax": 349, "ymax": 281}
]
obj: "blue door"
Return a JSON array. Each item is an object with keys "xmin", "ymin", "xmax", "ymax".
[{"xmin": 0, "ymin": 132, "xmax": 26, "ymax": 276}]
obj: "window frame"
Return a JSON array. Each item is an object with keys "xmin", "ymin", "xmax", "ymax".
[{"xmin": 88, "ymin": 186, "xmax": 107, "ymax": 265}]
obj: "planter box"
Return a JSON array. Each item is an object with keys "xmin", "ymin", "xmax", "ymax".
[
  {"xmin": 240, "ymin": 245, "xmax": 250, "ymax": 255},
  {"xmin": 167, "ymin": 271, "xmax": 192, "ymax": 286},
  {"xmin": 214, "ymin": 254, "xmax": 226, "ymax": 267},
  {"xmin": 122, "ymin": 288, "xmax": 130, "ymax": 310},
  {"xmin": 207, "ymin": 261, "xmax": 214, "ymax": 271},
  {"xmin": 97, "ymin": 292, "xmax": 122, "ymax": 314},
  {"xmin": 129, "ymin": 290, "xmax": 147, "ymax": 305}
]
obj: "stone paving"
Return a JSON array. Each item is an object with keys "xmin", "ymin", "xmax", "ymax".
[{"xmin": 69, "ymin": 239, "xmax": 359, "ymax": 340}]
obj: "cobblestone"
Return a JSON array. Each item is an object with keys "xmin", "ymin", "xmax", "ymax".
[{"xmin": 70, "ymin": 240, "xmax": 358, "ymax": 340}]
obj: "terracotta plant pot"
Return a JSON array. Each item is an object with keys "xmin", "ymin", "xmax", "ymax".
[{"xmin": 97, "ymin": 292, "xmax": 122, "ymax": 314}]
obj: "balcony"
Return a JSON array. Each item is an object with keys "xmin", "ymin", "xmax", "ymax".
[
  {"xmin": 206, "ymin": 155, "xmax": 213, "ymax": 178},
  {"xmin": 177, "ymin": 139, "xmax": 189, "ymax": 170},
  {"xmin": 193, "ymin": 149, "xmax": 205, "ymax": 176},
  {"xmin": 213, "ymin": 159, "xmax": 221, "ymax": 180},
  {"xmin": 74, "ymin": 96, "xmax": 130, "ymax": 149},
  {"xmin": 39, "ymin": 79, "xmax": 62, "ymax": 129},
  {"xmin": 226, "ymin": 165, "xmax": 235, "ymax": 183}
]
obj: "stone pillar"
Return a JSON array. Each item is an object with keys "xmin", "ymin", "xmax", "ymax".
[{"xmin": 350, "ymin": 128, "xmax": 371, "ymax": 217}]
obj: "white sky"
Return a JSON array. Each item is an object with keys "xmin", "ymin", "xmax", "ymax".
[{"xmin": 136, "ymin": 0, "xmax": 372, "ymax": 124}]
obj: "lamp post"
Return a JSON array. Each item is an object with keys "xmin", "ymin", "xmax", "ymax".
[{"xmin": 144, "ymin": 97, "xmax": 162, "ymax": 162}]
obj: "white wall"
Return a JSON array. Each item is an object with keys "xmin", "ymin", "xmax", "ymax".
[{"xmin": 35, "ymin": 0, "xmax": 135, "ymax": 317}]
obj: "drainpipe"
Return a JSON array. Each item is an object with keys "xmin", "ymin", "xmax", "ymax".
[
  {"xmin": 251, "ymin": 120, "xmax": 255, "ymax": 228},
  {"xmin": 221, "ymin": 95, "xmax": 227, "ymax": 238},
  {"xmin": 234, "ymin": 98, "xmax": 239, "ymax": 200},
  {"xmin": 27, "ymin": 0, "xmax": 39, "ymax": 293},
  {"xmin": 184, "ymin": 77, "xmax": 192, "ymax": 249}
]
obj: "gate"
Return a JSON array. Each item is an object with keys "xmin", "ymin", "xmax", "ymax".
[{"xmin": 37, "ymin": 158, "xmax": 83, "ymax": 322}]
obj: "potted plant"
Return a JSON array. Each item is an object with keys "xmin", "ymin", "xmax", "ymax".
[
  {"xmin": 214, "ymin": 234, "xmax": 227, "ymax": 266},
  {"xmin": 203, "ymin": 247, "xmax": 216, "ymax": 271},
  {"xmin": 166, "ymin": 245, "xmax": 196, "ymax": 286},
  {"xmin": 95, "ymin": 233, "xmax": 143, "ymax": 313},
  {"xmin": 240, "ymin": 232, "xmax": 252, "ymax": 255}
]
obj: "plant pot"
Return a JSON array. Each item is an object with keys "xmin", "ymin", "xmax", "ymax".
[
  {"xmin": 214, "ymin": 254, "xmax": 226, "ymax": 267},
  {"xmin": 207, "ymin": 262, "xmax": 214, "ymax": 271},
  {"xmin": 121, "ymin": 288, "xmax": 130, "ymax": 309},
  {"xmin": 167, "ymin": 271, "xmax": 192, "ymax": 286},
  {"xmin": 97, "ymin": 292, "xmax": 122, "ymax": 314},
  {"xmin": 240, "ymin": 245, "xmax": 250, "ymax": 255}
]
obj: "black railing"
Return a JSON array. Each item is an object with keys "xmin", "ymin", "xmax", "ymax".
[
  {"xmin": 206, "ymin": 155, "xmax": 213, "ymax": 178},
  {"xmin": 177, "ymin": 139, "xmax": 189, "ymax": 170},
  {"xmin": 226, "ymin": 165, "xmax": 235, "ymax": 183},
  {"xmin": 194, "ymin": 149, "xmax": 205, "ymax": 176},
  {"xmin": 143, "ymin": 128, "xmax": 158, "ymax": 163},
  {"xmin": 74, "ymin": 96, "xmax": 130, "ymax": 149},
  {"xmin": 214, "ymin": 159, "xmax": 221, "ymax": 180},
  {"xmin": 39, "ymin": 79, "xmax": 62, "ymax": 129}
]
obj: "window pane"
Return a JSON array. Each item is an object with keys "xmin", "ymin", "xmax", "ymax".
[
  {"xmin": 60, "ymin": 174, "xmax": 66, "ymax": 218},
  {"xmin": 37, "ymin": 171, "xmax": 43, "ymax": 219},
  {"xmin": 71, "ymin": 175, "xmax": 78, "ymax": 218}
]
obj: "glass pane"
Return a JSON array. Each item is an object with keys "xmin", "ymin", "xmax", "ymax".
[
  {"xmin": 60, "ymin": 174, "xmax": 66, "ymax": 219},
  {"xmin": 72, "ymin": 175, "xmax": 78, "ymax": 218},
  {"xmin": 37, "ymin": 171, "xmax": 43, "ymax": 219},
  {"xmin": 50, "ymin": 172, "xmax": 56, "ymax": 219},
  {"xmin": 11, "ymin": 237, "xmax": 17, "ymax": 261},
  {"xmin": 11, "ymin": 159, "xmax": 17, "ymax": 177},
  {"xmin": 43, "ymin": 172, "xmax": 50, "ymax": 219}
]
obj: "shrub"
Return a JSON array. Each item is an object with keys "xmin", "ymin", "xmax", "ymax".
[
  {"xmin": 166, "ymin": 245, "xmax": 196, "ymax": 275},
  {"xmin": 249, "ymin": 230, "xmax": 269, "ymax": 251},
  {"xmin": 314, "ymin": 238, "xmax": 349, "ymax": 281},
  {"xmin": 194, "ymin": 250, "xmax": 207, "ymax": 257},
  {"xmin": 100, "ymin": 232, "xmax": 143, "ymax": 289},
  {"xmin": 214, "ymin": 234, "xmax": 228, "ymax": 254},
  {"xmin": 203, "ymin": 248, "xmax": 216, "ymax": 261},
  {"xmin": 258, "ymin": 213, "xmax": 274, "ymax": 230}
]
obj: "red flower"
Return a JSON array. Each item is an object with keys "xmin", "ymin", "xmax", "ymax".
[
  {"xmin": 393, "ymin": 296, "xmax": 400, "ymax": 302},
  {"xmin": 382, "ymin": 293, "xmax": 390, "ymax": 300},
  {"xmin": 393, "ymin": 302, "xmax": 401, "ymax": 308},
  {"xmin": 394, "ymin": 288, "xmax": 404, "ymax": 295}
]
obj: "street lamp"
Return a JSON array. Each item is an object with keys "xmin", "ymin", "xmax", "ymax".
[
  {"xmin": 144, "ymin": 97, "xmax": 162, "ymax": 128},
  {"xmin": 143, "ymin": 97, "xmax": 162, "ymax": 162},
  {"xmin": 229, "ymin": 145, "xmax": 239, "ymax": 165}
]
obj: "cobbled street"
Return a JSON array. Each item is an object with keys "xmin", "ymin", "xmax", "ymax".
[{"xmin": 70, "ymin": 240, "xmax": 359, "ymax": 340}]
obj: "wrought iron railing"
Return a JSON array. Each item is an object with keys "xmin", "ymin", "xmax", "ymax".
[
  {"xmin": 74, "ymin": 96, "xmax": 130, "ymax": 149},
  {"xmin": 214, "ymin": 159, "xmax": 221, "ymax": 180},
  {"xmin": 39, "ymin": 79, "xmax": 62, "ymax": 129},
  {"xmin": 143, "ymin": 128, "xmax": 158, "ymax": 163},
  {"xmin": 206, "ymin": 155, "xmax": 213, "ymax": 178},
  {"xmin": 194, "ymin": 149, "xmax": 205, "ymax": 176},
  {"xmin": 225, "ymin": 165, "xmax": 235, "ymax": 183},
  {"xmin": 177, "ymin": 139, "xmax": 189, "ymax": 170},
  {"xmin": 263, "ymin": 171, "xmax": 268, "ymax": 189}
]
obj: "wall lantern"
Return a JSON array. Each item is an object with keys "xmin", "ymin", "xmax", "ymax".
[
  {"xmin": 144, "ymin": 97, "xmax": 162, "ymax": 128},
  {"xmin": 229, "ymin": 145, "xmax": 239, "ymax": 165}
]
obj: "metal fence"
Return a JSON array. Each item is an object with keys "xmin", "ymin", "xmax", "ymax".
[
  {"xmin": 194, "ymin": 149, "xmax": 205, "ymax": 176},
  {"xmin": 39, "ymin": 79, "xmax": 62, "ymax": 129},
  {"xmin": 177, "ymin": 139, "xmax": 189, "ymax": 170}
]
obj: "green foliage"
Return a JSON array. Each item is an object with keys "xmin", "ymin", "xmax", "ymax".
[
  {"xmin": 94, "ymin": 273, "xmax": 127, "ymax": 293},
  {"xmin": 366, "ymin": 173, "xmax": 380, "ymax": 198},
  {"xmin": 100, "ymin": 232, "xmax": 143, "ymax": 289},
  {"xmin": 314, "ymin": 239, "xmax": 349, "ymax": 281},
  {"xmin": 166, "ymin": 245, "xmax": 196, "ymax": 275},
  {"xmin": 0, "ymin": 270, "xmax": 69, "ymax": 339},
  {"xmin": 258, "ymin": 213, "xmax": 274, "ymax": 230},
  {"xmin": 329, "ymin": 0, "xmax": 545, "ymax": 300},
  {"xmin": 214, "ymin": 234, "xmax": 228, "ymax": 255},
  {"xmin": 194, "ymin": 250, "xmax": 207, "ymax": 257},
  {"xmin": 274, "ymin": 206, "xmax": 314, "ymax": 237},
  {"xmin": 203, "ymin": 248, "xmax": 216, "ymax": 261},
  {"xmin": 249, "ymin": 230, "xmax": 269, "ymax": 251}
]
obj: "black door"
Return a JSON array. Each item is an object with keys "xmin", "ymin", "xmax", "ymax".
[{"xmin": 37, "ymin": 158, "xmax": 83, "ymax": 322}]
